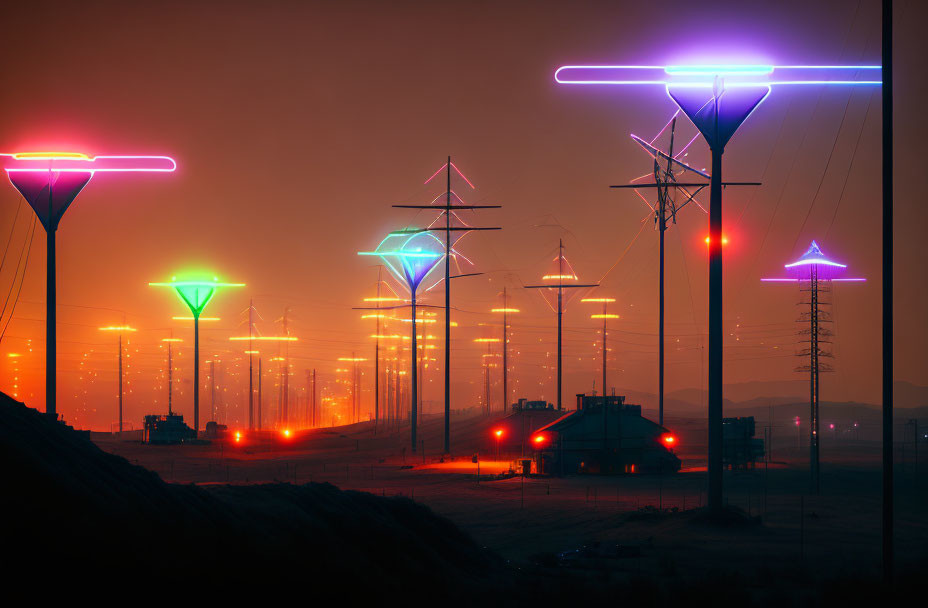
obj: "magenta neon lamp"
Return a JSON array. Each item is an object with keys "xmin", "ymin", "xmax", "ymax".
[{"xmin": 1, "ymin": 151, "xmax": 175, "ymax": 420}]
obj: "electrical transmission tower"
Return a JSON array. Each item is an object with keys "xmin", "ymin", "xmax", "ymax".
[
  {"xmin": 391, "ymin": 158, "xmax": 501, "ymax": 454},
  {"xmin": 762, "ymin": 240, "xmax": 865, "ymax": 493}
]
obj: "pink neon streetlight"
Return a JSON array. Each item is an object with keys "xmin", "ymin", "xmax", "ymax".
[{"xmin": 1, "ymin": 151, "xmax": 176, "ymax": 420}]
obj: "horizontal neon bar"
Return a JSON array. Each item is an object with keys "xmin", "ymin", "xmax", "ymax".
[
  {"xmin": 99, "ymin": 326, "xmax": 136, "ymax": 331},
  {"xmin": 555, "ymin": 65, "xmax": 882, "ymax": 86},
  {"xmin": 784, "ymin": 258, "xmax": 846, "ymax": 268},
  {"xmin": 581, "ymin": 298, "xmax": 616, "ymax": 303},
  {"xmin": 591, "ymin": 314, "xmax": 620, "ymax": 319},
  {"xmin": 358, "ymin": 251, "xmax": 442, "ymax": 258},
  {"xmin": 229, "ymin": 336, "xmax": 297, "ymax": 341},
  {"xmin": 491, "ymin": 308, "xmax": 520, "ymax": 313},
  {"xmin": 172, "ymin": 316, "xmax": 220, "ymax": 321},
  {"xmin": 2, "ymin": 153, "xmax": 176, "ymax": 172}
]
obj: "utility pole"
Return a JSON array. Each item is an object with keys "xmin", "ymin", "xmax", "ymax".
[
  {"xmin": 524, "ymin": 239, "xmax": 598, "ymax": 410},
  {"xmin": 99, "ymin": 324, "xmax": 136, "ymax": 433},
  {"xmin": 491, "ymin": 287, "xmax": 519, "ymax": 413},
  {"xmin": 248, "ymin": 298, "xmax": 254, "ymax": 430},
  {"xmin": 882, "ymin": 0, "xmax": 894, "ymax": 583},
  {"xmin": 391, "ymin": 157, "xmax": 501, "ymax": 454},
  {"xmin": 257, "ymin": 357, "xmax": 263, "ymax": 430},
  {"xmin": 161, "ymin": 334, "xmax": 182, "ymax": 415}
]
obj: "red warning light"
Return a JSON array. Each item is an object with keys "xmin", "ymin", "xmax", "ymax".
[
  {"xmin": 705, "ymin": 235, "xmax": 729, "ymax": 246},
  {"xmin": 234, "ymin": 431, "xmax": 242, "ymax": 443},
  {"xmin": 494, "ymin": 429, "xmax": 504, "ymax": 438},
  {"xmin": 661, "ymin": 433, "xmax": 677, "ymax": 447},
  {"xmin": 532, "ymin": 434, "xmax": 546, "ymax": 445}
]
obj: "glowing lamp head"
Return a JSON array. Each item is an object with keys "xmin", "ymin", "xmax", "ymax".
[
  {"xmin": 494, "ymin": 429, "xmax": 504, "ymax": 438},
  {"xmin": 234, "ymin": 431, "xmax": 242, "ymax": 442},
  {"xmin": 150, "ymin": 275, "xmax": 244, "ymax": 319},
  {"xmin": 282, "ymin": 429, "xmax": 291, "ymax": 438},
  {"xmin": 532, "ymin": 434, "xmax": 546, "ymax": 446},
  {"xmin": 661, "ymin": 433, "xmax": 677, "ymax": 447},
  {"xmin": 705, "ymin": 235, "xmax": 729, "ymax": 246},
  {"xmin": 359, "ymin": 230, "xmax": 444, "ymax": 294}
]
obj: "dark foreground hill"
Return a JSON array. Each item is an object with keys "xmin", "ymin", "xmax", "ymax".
[{"xmin": 0, "ymin": 393, "xmax": 501, "ymax": 599}]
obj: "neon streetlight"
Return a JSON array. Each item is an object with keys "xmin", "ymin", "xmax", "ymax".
[
  {"xmin": 1, "ymin": 151, "xmax": 175, "ymax": 420},
  {"xmin": 98, "ymin": 325, "xmax": 137, "ymax": 432},
  {"xmin": 494, "ymin": 428, "xmax": 504, "ymax": 460},
  {"xmin": 359, "ymin": 230, "xmax": 443, "ymax": 452},
  {"xmin": 554, "ymin": 62, "xmax": 882, "ymax": 514},
  {"xmin": 150, "ymin": 275, "xmax": 244, "ymax": 433},
  {"xmin": 762, "ymin": 240, "xmax": 864, "ymax": 493}
]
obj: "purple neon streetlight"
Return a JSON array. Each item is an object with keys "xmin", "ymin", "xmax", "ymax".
[
  {"xmin": 554, "ymin": 62, "xmax": 881, "ymax": 513},
  {"xmin": 1, "ymin": 152, "xmax": 176, "ymax": 421},
  {"xmin": 359, "ymin": 229, "xmax": 444, "ymax": 452},
  {"xmin": 763, "ymin": 240, "xmax": 864, "ymax": 493}
]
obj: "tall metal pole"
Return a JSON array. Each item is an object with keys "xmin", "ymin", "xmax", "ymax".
[
  {"xmin": 248, "ymin": 299, "xmax": 254, "ymax": 430},
  {"xmin": 411, "ymin": 292, "xmax": 418, "ymax": 452},
  {"xmin": 502, "ymin": 287, "xmax": 508, "ymax": 413},
  {"xmin": 312, "ymin": 368, "xmax": 316, "ymax": 427},
  {"xmin": 557, "ymin": 239, "xmax": 564, "ymax": 411},
  {"xmin": 194, "ymin": 314, "xmax": 200, "ymax": 433},
  {"xmin": 375, "ymin": 268, "xmax": 381, "ymax": 429},
  {"xmin": 118, "ymin": 332, "xmax": 123, "ymax": 433},
  {"xmin": 46, "ymin": 182, "xmax": 56, "ymax": 420},
  {"xmin": 882, "ymin": 0, "xmax": 894, "ymax": 583},
  {"xmin": 602, "ymin": 300, "xmax": 607, "ymax": 452},
  {"xmin": 810, "ymin": 266, "xmax": 821, "ymax": 493},
  {"xmin": 444, "ymin": 155, "xmax": 452, "ymax": 454},
  {"xmin": 658, "ymin": 120, "xmax": 675, "ymax": 428},
  {"xmin": 167, "ymin": 334, "xmax": 173, "ymax": 415},
  {"xmin": 210, "ymin": 359, "xmax": 216, "ymax": 423},
  {"xmin": 257, "ymin": 357, "xmax": 262, "ymax": 430},
  {"xmin": 707, "ymin": 141, "xmax": 723, "ymax": 513}
]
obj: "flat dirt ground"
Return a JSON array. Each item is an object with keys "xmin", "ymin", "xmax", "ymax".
[{"xmin": 95, "ymin": 411, "xmax": 928, "ymax": 586}]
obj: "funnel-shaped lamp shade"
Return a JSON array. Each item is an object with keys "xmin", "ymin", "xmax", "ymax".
[
  {"xmin": 666, "ymin": 85, "xmax": 770, "ymax": 152},
  {"xmin": 761, "ymin": 241, "xmax": 866, "ymax": 282},
  {"xmin": 2, "ymin": 152, "xmax": 176, "ymax": 232},
  {"xmin": 150, "ymin": 277, "xmax": 245, "ymax": 318},
  {"xmin": 359, "ymin": 230, "xmax": 444, "ymax": 294}
]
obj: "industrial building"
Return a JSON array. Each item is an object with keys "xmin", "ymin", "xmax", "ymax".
[
  {"xmin": 142, "ymin": 413, "xmax": 196, "ymax": 444},
  {"xmin": 529, "ymin": 394, "xmax": 680, "ymax": 475},
  {"xmin": 722, "ymin": 416, "xmax": 765, "ymax": 469}
]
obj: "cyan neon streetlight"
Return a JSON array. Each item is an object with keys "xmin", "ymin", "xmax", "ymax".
[
  {"xmin": 1, "ymin": 151, "xmax": 175, "ymax": 421},
  {"xmin": 762, "ymin": 241, "xmax": 864, "ymax": 493},
  {"xmin": 554, "ymin": 62, "xmax": 882, "ymax": 513},
  {"xmin": 150, "ymin": 275, "xmax": 244, "ymax": 432},
  {"xmin": 359, "ymin": 229, "xmax": 444, "ymax": 452}
]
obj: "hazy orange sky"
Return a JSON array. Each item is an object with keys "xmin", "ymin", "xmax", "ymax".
[{"xmin": 0, "ymin": 0, "xmax": 924, "ymax": 430}]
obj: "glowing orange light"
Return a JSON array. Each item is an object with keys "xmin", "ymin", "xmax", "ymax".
[
  {"xmin": 533, "ymin": 434, "xmax": 546, "ymax": 445},
  {"xmin": 161, "ymin": 338, "xmax": 183, "ymax": 342},
  {"xmin": 580, "ymin": 298, "xmax": 616, "ymax": 303},
  {"xmin": 234, "ymin": 431, "xmax": 242, "ymax": 442},
  {"xmin": 491, "ymin": 308, "xmax": 520, "ymax": 313},
  {"xmin": 282, "ymin": 429, "xmax": 291, "ymax": 438},
  {"xmin": 704, "ymin": 235, "xmax": 729, "ymax": 246},
  {"xmin": 542, "ymin": 274, "xmax": 577, "ymax": 281},
  {"xmin": 12, "ymin": 151, "xmax": 91, "ymax": 160},
  {"xmin": 590, "ymin": 314, "xmax": 620, "ymax": 319},
  {"xmin": 662, "ymin": 434, "xmax": 677, "ymax": 446},
  {"xmin": 99, "ymin": 326, "xmax": 137, "ymax": 332},
  {"xmin": 473, "ymin": 338, "xmax": 501, "ymax": 343},
  {"xmin": 494, "ymin": 429, "xmax": 504, "ymax": 438}
]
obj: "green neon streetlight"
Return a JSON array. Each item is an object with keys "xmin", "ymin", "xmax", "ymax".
[{"xmin": 149, "ymin": 275, "xmax": 244, "ymax": 433}]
